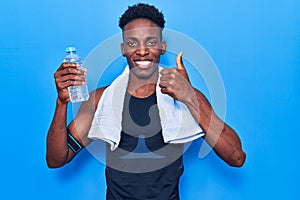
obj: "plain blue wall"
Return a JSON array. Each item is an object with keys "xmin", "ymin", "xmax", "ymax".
[{"xmin": 1, "ymin": 0, "xmax": 299, "ymax": 199}]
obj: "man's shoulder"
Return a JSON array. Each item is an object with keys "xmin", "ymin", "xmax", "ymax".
[
  {"xmin": 95, "ymin": 86, "xmax": 109, "ymax": 99},
  {"xmin": 95, "ymin": 86, "xmax": 108, "ymax": 95},
  {"xmin": 85, "ymin": 86, "xmax": 109, "ymax": 109}
]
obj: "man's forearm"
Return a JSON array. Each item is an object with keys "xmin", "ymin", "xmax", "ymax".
[
  {"xmin": 46, "ymin": 99, "xmax": 70, "ymax": 168},
  {"xmin": 184, "ymin": 88, "xmax": 246, "ymax": 167}
]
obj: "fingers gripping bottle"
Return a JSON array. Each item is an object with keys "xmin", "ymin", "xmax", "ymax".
[{"xmin": 64, "ymin": 47, "xmax": 89, "ymax": 102}]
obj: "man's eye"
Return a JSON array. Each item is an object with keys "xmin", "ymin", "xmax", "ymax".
[
  {"xmin": 128, "ymin": 41, "xmax": 137, "ymax": 47},
  {"xmin": 147, "ymin": 41, "xmax": 157, "ymax": 46}
]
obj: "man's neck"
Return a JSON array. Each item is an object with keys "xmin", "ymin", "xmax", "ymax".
[{"xmin": 127, "ymin": 71, "xmax": 158, "ymax": 98}]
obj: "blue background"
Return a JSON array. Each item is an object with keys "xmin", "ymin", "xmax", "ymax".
[{"xmin": 1, "ymin": 0, "xmax": 299, "ymax": 199}]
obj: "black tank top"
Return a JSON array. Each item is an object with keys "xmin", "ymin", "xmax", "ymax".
[{"xmin": 106, "ymin": 91, "xmax": 184, "ymax": 200}]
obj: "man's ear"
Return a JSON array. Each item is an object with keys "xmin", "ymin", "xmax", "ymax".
[
  {"xmin": 120, "ymin": 43, "xmax": 125, "ymax": 56},
  {"xmin": 161, "ymin": 41, "xmax": 167, "ymax": 55}
]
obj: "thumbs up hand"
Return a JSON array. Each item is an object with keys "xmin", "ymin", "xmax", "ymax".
[{"xmin": 159, "ymin": 52, "xmax": 194, "ymax": 103}]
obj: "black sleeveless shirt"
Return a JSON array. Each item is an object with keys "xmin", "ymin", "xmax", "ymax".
[{"xmin": 105, "ymin": 91, "xmax": 184, "ymax": 200}]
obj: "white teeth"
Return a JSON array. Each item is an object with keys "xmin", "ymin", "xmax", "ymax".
[{"xmin": 135, "ymin": 61, "xmax": 151, "ymax": 66}]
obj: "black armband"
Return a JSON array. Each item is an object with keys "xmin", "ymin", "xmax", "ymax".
[{"xmin": 67, "ymin": 128, "xmax": 84, "ymax": 154}]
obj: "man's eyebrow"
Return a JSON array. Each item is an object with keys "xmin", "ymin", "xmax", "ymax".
[
  {"xmin": 146, "ymin": 36, "xmax": 159, "ymax": 40},
  {"xmin": 125, "ymin": 37, "xmax": 138, "ymax": 41},
  {"xmin": 125, "ymin": 36, "xmax": 160, "ymax": 40}
]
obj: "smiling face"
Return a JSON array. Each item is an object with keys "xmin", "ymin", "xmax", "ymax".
[{"xmin": 121, "ymin": 18, "xmax": 166, "ymax": 80}]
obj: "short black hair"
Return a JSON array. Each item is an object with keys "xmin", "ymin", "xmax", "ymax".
[{"xmin": 119, "ymin": 3, "xmax": 165, "ymax": 30}]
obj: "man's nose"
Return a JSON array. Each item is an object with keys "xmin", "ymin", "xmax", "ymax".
[{"xmin": 136, "ymin": 45, "xmax": 149, "ymax": 56}]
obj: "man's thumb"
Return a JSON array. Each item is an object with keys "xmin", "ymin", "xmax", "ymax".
[
  {"xmin": 176, "ymin": 51, "xmax": 190, "ymax": 81},
  {"xmin": 176, "ymin": 51, "xmax": 185, "ymax": 70}
]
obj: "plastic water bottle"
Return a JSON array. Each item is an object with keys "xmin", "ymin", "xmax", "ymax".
[{"xmin": 64, "ymin": 47, "xmax": 89, "ymax": 102}]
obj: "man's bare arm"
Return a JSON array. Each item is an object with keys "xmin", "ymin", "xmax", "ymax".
[
  {"xmin": 159, "ymin": 52, "xmax": 246, "ymax": 167},
  {"xmin": 46, "ymin": 62, "xmax": 104, "ymax": 168},
  {"xmin": 186, "ymin": 89, "xmax": 246, "ymax": 167},
  {"xmin": 46, "ymin": 88, "xmax": 104, "ymax": 168}
]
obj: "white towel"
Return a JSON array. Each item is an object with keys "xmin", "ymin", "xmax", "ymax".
[{"xmin": 88, "ymin": 66, "xmax": 205, "ymax": 150}]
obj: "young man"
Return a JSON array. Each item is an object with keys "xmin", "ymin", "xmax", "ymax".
[{"xmin": 47, "ymin": 3, "xmax": 246, "ymax": 200}]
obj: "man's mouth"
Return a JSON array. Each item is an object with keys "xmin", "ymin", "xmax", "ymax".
[{"xmin": 134, "ymin": 60, "xmax": 152, "ymax": 67}]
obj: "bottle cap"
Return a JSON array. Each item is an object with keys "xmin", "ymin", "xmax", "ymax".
[{"xmin": 66, "ymin": 46, "xmax": 76, "ymax": 53}]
